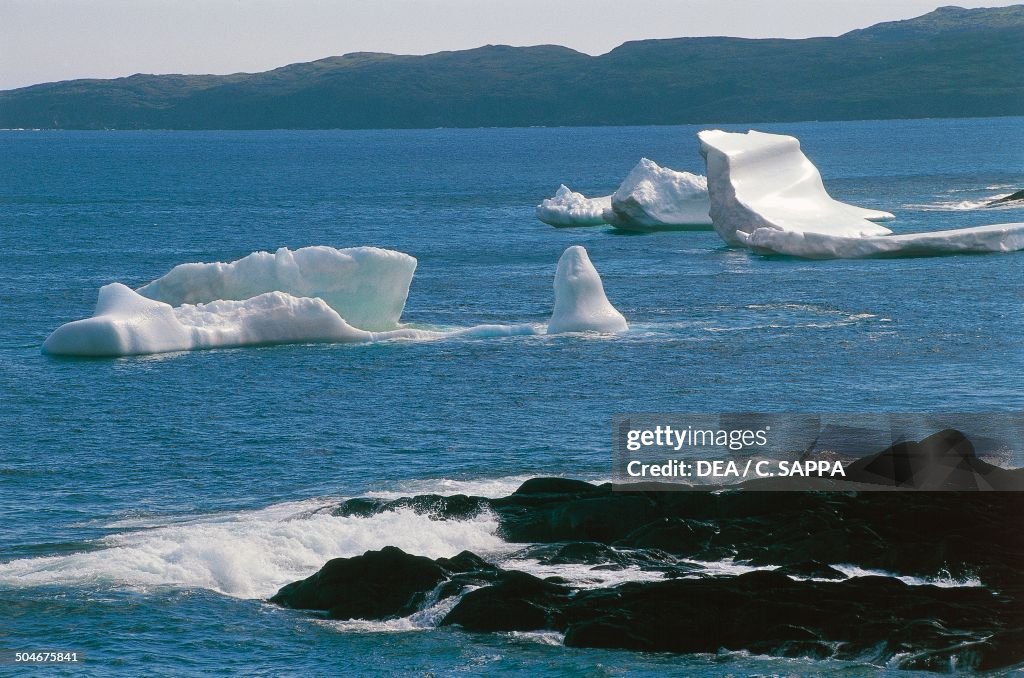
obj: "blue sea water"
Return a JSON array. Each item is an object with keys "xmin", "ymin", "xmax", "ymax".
[{"xmin": 1, "ymin": 117, "xmax": 1023, "ymax": 675}]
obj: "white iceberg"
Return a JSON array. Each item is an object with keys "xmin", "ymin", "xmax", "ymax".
[
  {"xmin": 137, "ymin": 245, "xmax": 414, "ymax": 332},
  {"xmin": 41, "ymin": 284, "xmax": 384, "ymax": 357},
  {"xmin": 536, "ymin": 185, "xmax": 611, "ymax": 227},
  {"xmin": 548, "ymin": 245, "xmax": 628, "ymax": 334},
  {"xmin": 697, "ymin": 130, "xmax": 894, "ymax": 246},
  {"xmin": 602, "ymin": 158, "xmax": 713, "ymax": 231},
  {"xmin": 43, "ymin": 245, "xmax": 627, "ymax": 356},
  {"xmin": 697, "ymin": 129, "xmax": 1024, "ymax": 259},
  {"xmin": 738, "ymin": 222, "xmax": 1024, "ymax": 259}
]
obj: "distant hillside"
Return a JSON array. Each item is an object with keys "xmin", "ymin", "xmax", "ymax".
[{"xmin": 1, "ymin": 5, "xmax": 1022, "ymax": 129}]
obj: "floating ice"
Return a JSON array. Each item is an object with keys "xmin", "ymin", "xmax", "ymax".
[
  {"xmin": 698, "ymin": 129, "xmax": 1024, "ymax": 259},
  {"xmin": 548, "ymin": 245, "xmax": 628, "ymax": 334},
  {"xmin": 697, "ymin": 130, "xmax": 894, "ymax": 246},
  {"xmin": 41, "ymin": 283, "xmax": 388, "ymax": 357},
  {"xmin": 602, "ymin": 158, "xmax": 713, "ymax": 231},
  {"xmin": 137, "ymin": 246, "xmax": 415, "ymax": 332},
  {"xmin": 738, "ymin": 222, "xmax": 1024, "ymax": 259},
  {"xmin": 535, "ymin": 185, "xmax": 611, "ymax": 227},
  {"xmin": 43, "ymin": 246, "xmax": 421, "ymax": 356},
  {"xmin": 43, "ymin": 245, "xmax": 626, "ymax": 356}
]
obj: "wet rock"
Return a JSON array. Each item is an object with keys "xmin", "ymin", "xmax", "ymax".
[
  {"xmin": 615, "ymin": 518, "xmax": 717, "ymax": 555},
  {"xmin": 843, "ymin": 428, "xmax": 1024, "ymax": 490},
  {"xmin": 269, "ymin": 546, "xmax": 448, "ymax": 619},
  {"xmin": 441, "ymin": 570, "xmax": 572, "ymax": 632},
  {"xmin": 776, "ymin": 560, "xmax": 846, "ymax": 580},
  {"xmin": 987, "ymin": 189, "xmax": 1024, "ymax": 206}
]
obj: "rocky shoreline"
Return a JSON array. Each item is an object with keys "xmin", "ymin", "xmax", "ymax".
[{"xmin": 271, "ymin": 432, "xmax": 1024, "ymax": 672}]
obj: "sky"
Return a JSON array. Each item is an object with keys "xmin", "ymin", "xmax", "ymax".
[{"xmin": 1, "ymin": 0, "xmax": 1020, "ymax": 90}]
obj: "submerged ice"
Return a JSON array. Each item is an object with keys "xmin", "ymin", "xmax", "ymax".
[
  {"xmin": 535, "ymin": 185, "xmax": 611, "ymax": 227},
  {"xmin": 603, "ymin": 158, "xmax": 713, "ymax": 231},
  {"xmin": 738, "ymin": 222, "xmax": 1024, "ymax": 259},
  {"xmin": 43, "ymin": 245, "xmax": 628, "ymax": 357},
  {"xmin": 698, "ymin": 129, "xmax": 1024, "ymax": 259}
]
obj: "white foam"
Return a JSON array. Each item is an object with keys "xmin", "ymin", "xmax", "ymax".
[
  {"xmin": 365, "ymin": 475, "xmax": 551, "ymax": 501},
  {"xmin": 697, "ymin": 129, "xmax": 894, "ymax": 246},
  {"xmin": 603, "ymin": 158, "xmax": 713, "ymax": 231},
  {"xmin": 0, "ymin": 502, "xmax": 506, "ymax": 599},
  {"xmin": 903, "ymin": 193, "xmax": 1020, "ymax": 211},
  {"xmin": 680, "ymin": 558, "xmax": 778, "ymax": 577},
  {"xmin": 831, "ymin": 564, "xmax": 983, "ymax": 588},
  {"xmin": 505, "ymin": 559, "xmax": 667, "ymax": 588},
  {"xmin": 535, "ymin": 185, "xmax": 611, "ymax": 227},
  {"xmin": 314, "ymin": 584, "xmax": 469, "ymax": 632},
  {"xmin": 547, "ymin": 245, "xmax": 628, "ymax": 334},
  {"xmin": 738, "ymin": 222, "xmax": 1024, "ymax": 259},
  {"xmin": 503, "ymin": 631, "xmax": 566, "ymax": 646}
]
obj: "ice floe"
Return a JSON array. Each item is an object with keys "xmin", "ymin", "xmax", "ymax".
[
  {"xmin": 738, "ymin": 222, "xmax": 1024, "ymax": 259},
  {"xmin": 697, "ymin": 130, "xmax": 894, "ymax": 246},
  {"xmin": 602, "ymin": 158, "xmax": 713, "ymax": 231},
  {"xmin": 698, "ymin": 129, "xmax": 1024, "ymax": 259},
  {"xmin": 137, "ymin": 245, "xmax": 414, "ymax": 332},
  {"xmin": 535, "ymin": 185, "xmax": 611, "ymax": 227},
  {"xmin": 548, "ymin": 245, "xmax": 628, "ymax": 334},
  {"xmin": 43, "ymin": 245, "xmax": 627, "ymax": 356}
]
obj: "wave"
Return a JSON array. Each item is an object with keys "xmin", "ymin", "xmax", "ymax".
[
  {"xmin": 902, "ymin": 193, "xmax": 1016, "ymax": 211},
  {"xmin": 832, "ymin": 564, "xmax": 983, "ymax": 588},
  {"xmin": 0, "ymin": 501, "xmax": 506, "ymax": 599},
  {"xmin": 1, "ymin": 476, "xmax": 992, "ymax": 605}
]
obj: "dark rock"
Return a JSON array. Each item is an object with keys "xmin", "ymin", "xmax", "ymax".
[
  {"xmin": 776, "ymin": 560, "xmax": 846, "ymax": 580},
  {"xmin": 842, "ymin": 429, "xmax": 1024, "ymax": 490},
  {"xmin": 494, "ymin": 492, "xmax": 659, "ymax": 543},
  {"xmin": 385, "ymin": 493, "xmax": 490, "ymax": 520},
  {"xmin": 511, "ymin": 477, "xmax": 602, "ymax": 496},
  {"xmin": 328, "ymin": 497, "xmax": 389, "ymax": 517},
  {"xmin": 524, "ymin": 541, "xmax": 626, "ymax": 566},
  {"xmin": 269, "ymin": 546, "xmax": 447, "ymax": 620},
  {"xmin": 331, "ymin": 494, "xmax": 489, "ymax": 520},
  {"xmin": 562, "ymin": 571, "xmax": 1016, "ymax": 664},
  {"xmin": 441, "ymin": 571, "xmax": 572, "ymax": 632},
  {"xmin": 987, "ymin": 189, "xmax": 1024, "ymax": 206},
  {"xmin": 959, "ymin": 628, "xmax": 1024, "ymax": 672},
  {"xmin": 615, "ymin": 518, "xmax": 717, "ymax": 555},
  {"xmin": 436, "ymin": 550, "xmax": 500, "ymax": 576}
]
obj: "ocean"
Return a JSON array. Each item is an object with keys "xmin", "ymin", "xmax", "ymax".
[{"xmin": 1, "ymin": 117, "xmax": 1023, "ymax": 675}]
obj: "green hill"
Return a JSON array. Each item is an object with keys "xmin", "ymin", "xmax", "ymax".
[{"xmin": 1, "ymin": 5, "xmax": 1021, "ymax": 129}]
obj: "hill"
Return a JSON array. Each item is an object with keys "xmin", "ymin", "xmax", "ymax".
[{"xmin": 1, "ymin": 6, "xmax": 1021, "ymax": 129}]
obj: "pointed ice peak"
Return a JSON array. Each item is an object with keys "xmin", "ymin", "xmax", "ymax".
[{"xmin": 548, "ymin": 246, "xmax": 628, "ymax": 334}]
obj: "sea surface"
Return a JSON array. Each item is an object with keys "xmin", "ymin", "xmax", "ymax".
[{"xmin": 1, "ymin": 117, "xmax": 1023, "ymax": 675}]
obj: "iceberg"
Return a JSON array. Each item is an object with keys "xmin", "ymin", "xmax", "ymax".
[
  {"xmin": 548, "ymin": 246, "xmax": 628, "ymax": 334},
  {"xmin": 42, "ymin": 245, "xmax": 627, "ymax": 356},
  {"xmin": 536, "ymin": 185, "xmax": 611, "ymax": 227},
  {"xmin": 738, "ymin": 222, "xmax": 1024, "ymax": 259},
  {"xmin": 697, "ymin": 129, "xmax": 1024, "ymax": 259},
  {"xmin": 137, "ymin": 246, "xmax": 415, "ymax": 332},
  {"xmin": 697, "ymin": 130, "xmax": 894, "ymax": 246},
  {"xmin": 41, "ymin": 284, "xmax": 380, "ymax": 357},
  {"xmin": 602, "ymin": 158, "xmax": 713, "ymax": 231}
]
